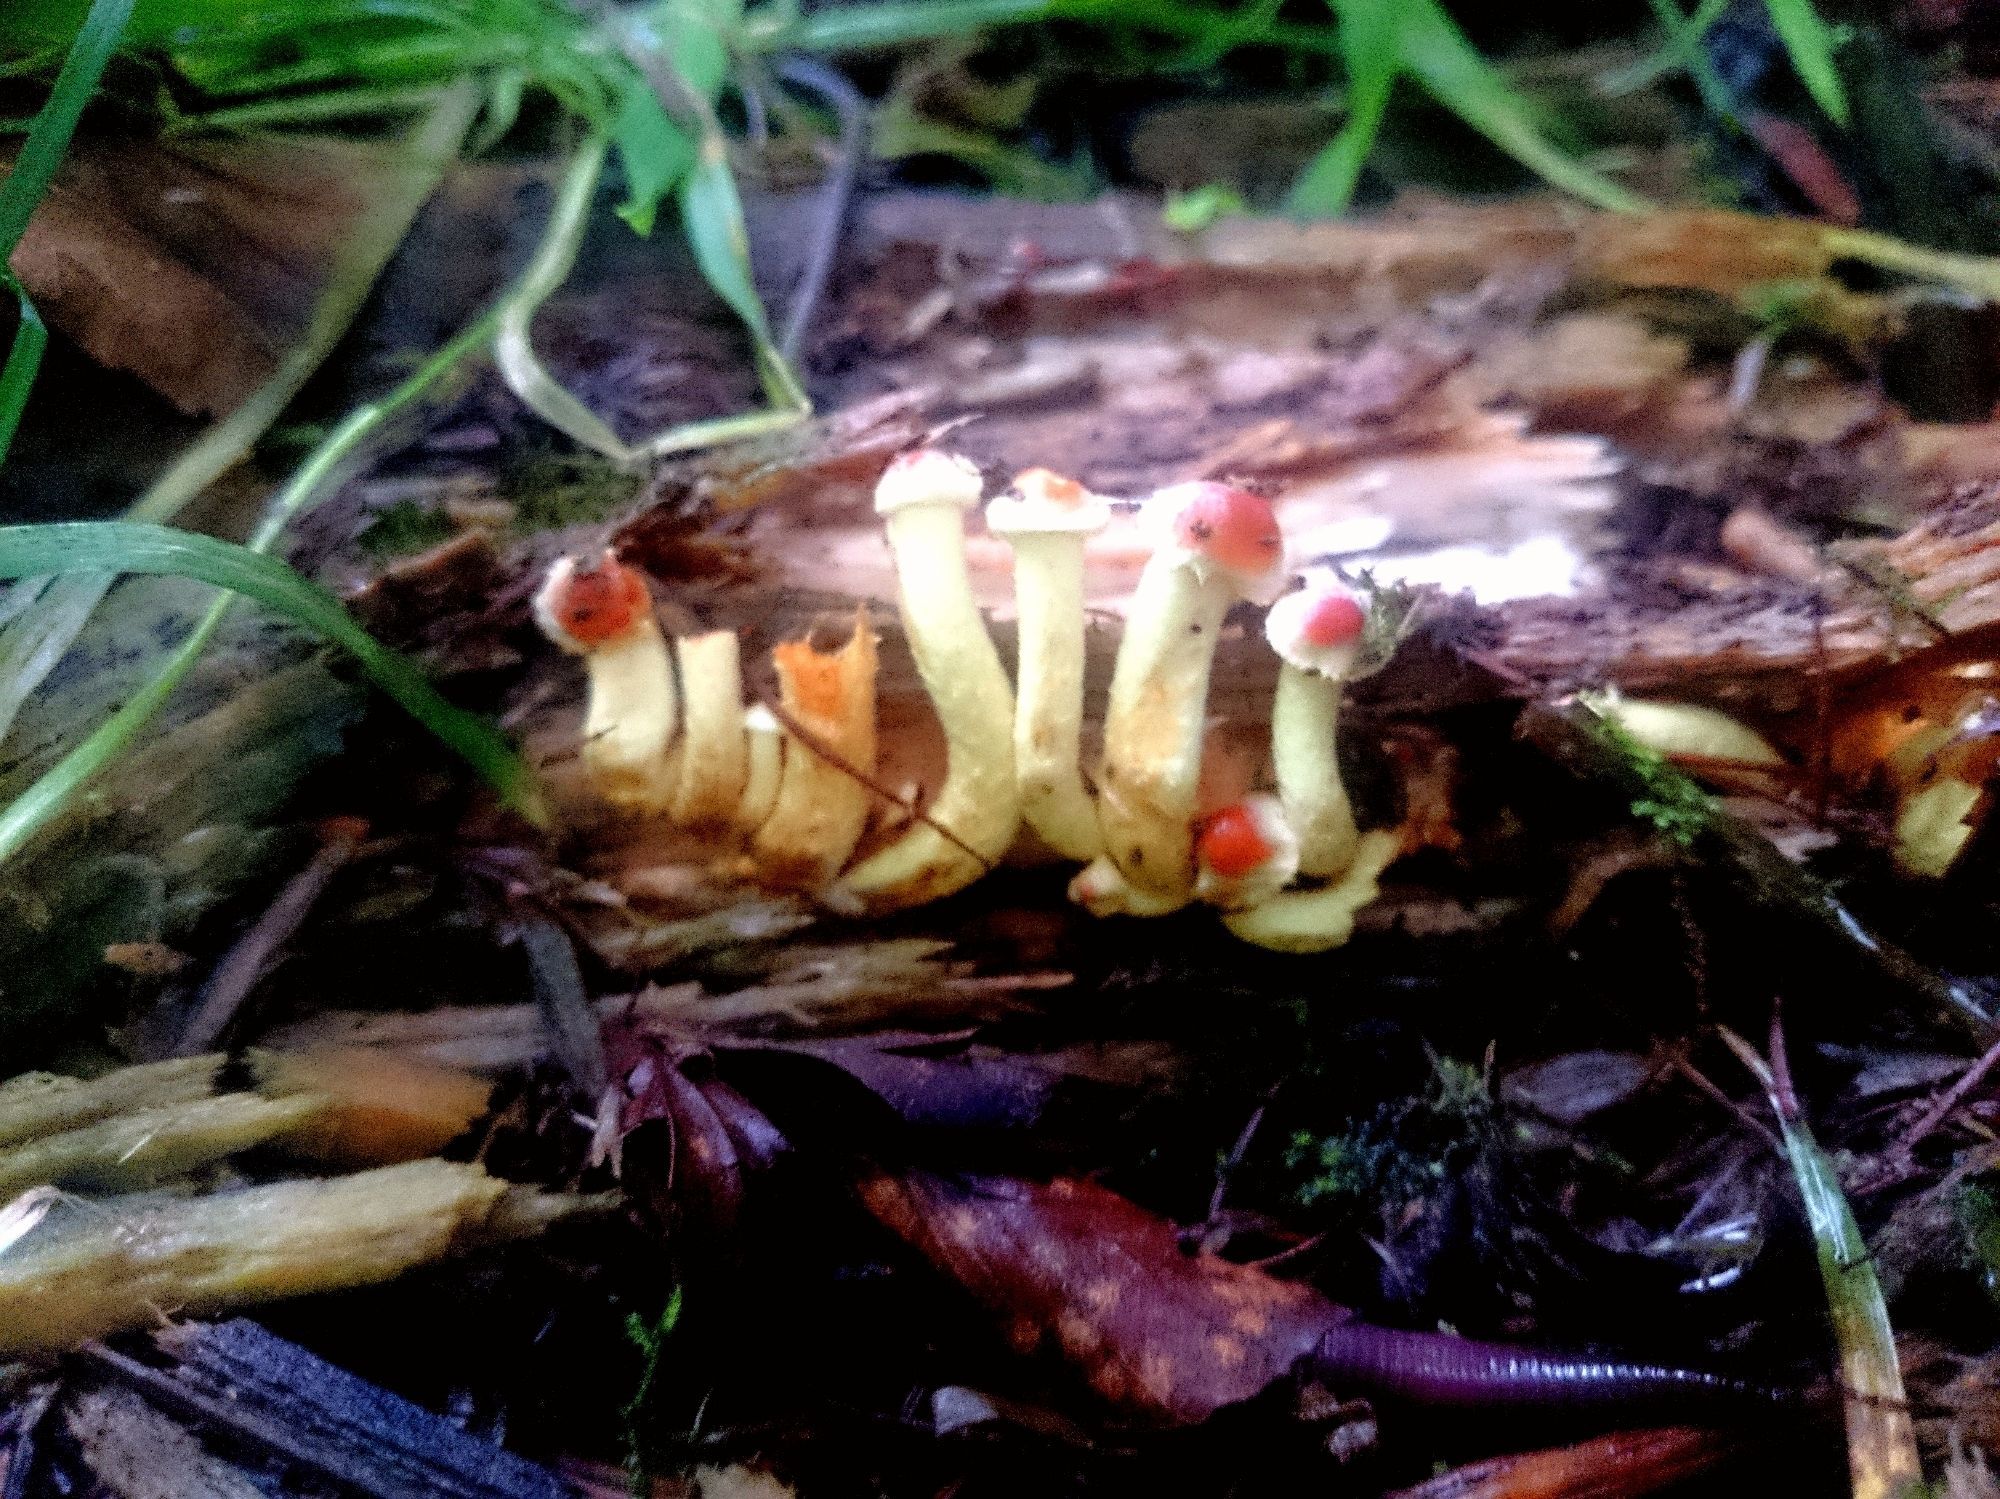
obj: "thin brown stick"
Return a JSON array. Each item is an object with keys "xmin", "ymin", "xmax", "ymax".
[
  {"xmin": 759, "ymin": 696, "xmax": 995, "ymax": 870},
  {"xmin": 173, "ymin": 817, "xmax": 367, "ymax": 1056}
]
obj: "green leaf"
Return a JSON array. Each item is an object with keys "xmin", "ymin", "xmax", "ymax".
[
  {"xmin": 1763, "ymin": 0, "xmax": 1849, "ymax": 127},
  {"xmin": 0, "ymin": 0, "xmax": 136, "ymax": 259},
  {"xmin": 0, "ymin": 523, "xmax": 541, "ymax": 855},
  {"xmin": 1288, "ymin": 0, "xmax": 1398, "ymax": 217},
  {"xmin": 1162, "ymin": 182, "xmax": 1245, "ymax": 234},
  {"xmin": 0, "ymin": 278, "xmax": 48, "ymax": 471},
  {"xmin": 677, "ymin": 136, "xmax": 805, "ymax": 410},
  {"xmin": 1391, "ymin": 0, "xmax": 1646, "ymax": 214},
  {"xmin": 1723, "ymin": 1029, "xmax": 1919, "ymax": 1499},
  {"xmin": 611, "ymin": 74, "xmax": 695, "ymax": 237}
]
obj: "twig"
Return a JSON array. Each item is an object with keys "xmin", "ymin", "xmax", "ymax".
[
  {"xmin": 762, "ymin": 696, "xmax": 996, "ymax": 870},
  {"xmin": 1897, "ymin": 1029, "xmax": 2000, "ymax": 1158},
  {"xmin": 173, "ymin": 817, "xmax": 368, "ymax": 1056},
  {"xmin": 772, "ymin": 56, "xmax": 868, "ymax": 362}
]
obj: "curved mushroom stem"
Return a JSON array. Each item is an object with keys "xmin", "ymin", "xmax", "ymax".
[
  {"xmin": 669, "ymin": 630, "xmax": 748, "ymax": 827},
  {"xmin": 1068, "ymin": 856, "xmax": 1191, "ymax": 918},
  {"xmin": 1007, "ymin": 529, "xmax": 1101, "ymax": 861},
  {"xmin": 1096, "ymin": 559, "xmax": 1234, "ymax": 898},
  {"xmin": 836, "ymin": 470, "xmax": 1019, "ymax": 913},
  {"xmin": 1273, "ymin": 663, "xmax": 1359, "ymax": 878},
  {"xmin": 1221, "ymin": 829, "xmax": 1400, "ymax": 954},
  {"xmin": 532, "ymin": 554, "xmax": 678, "ymax": 812},
  {"xmin": 733, "ymin": 705, "xmax": 785, "ymax": 836},
  {"xmin": 752, "ymin": 611, "xmax": 878, "ymax": 889}
]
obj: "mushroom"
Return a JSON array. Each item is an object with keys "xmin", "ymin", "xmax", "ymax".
[
  {"xmin": 1222, "ymin": 829, "xmax": 1401, "ymax": 953},
  {"xmin": 532, "ymin": 551, "xmax": 677, "ymax": 810},
  {"xmin": 985, "ymin": 468, "xmax": 1113, "ymax": 862},
  {"xmin": 732, "ymin": 704, "xmax": 785, "ymax": 836},
  {"xmin": 751, "ymin": 610, "xmax": 878, "ymax": 889},
  {"xmin": 1193, "ymin": 795, "xmax": 1299, "ymax": 910},
  {"xmin": 836, "ymin": 451, "xmax": 1021, "ymax": 912},
  {"xmin": 1097, "ymin": 481, "xmax": 1286, "ymax": 898},
  {"xmin": 1067, "ymin": 856, "xmax": 1189, "ymax": 919},
  {"xmin": 1265, "ymin": 572, "xmax": 1370, "ymax": 877},
  {"xmin": 668, "ymin": 630, "xmax": 749, "ymax": 827}
]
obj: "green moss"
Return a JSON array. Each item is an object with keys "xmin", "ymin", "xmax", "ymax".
[{"xmin": 356, "ymin": 500, "xmax": 456, "ymax": 559}]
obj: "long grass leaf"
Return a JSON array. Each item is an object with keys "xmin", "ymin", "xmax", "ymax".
[
  {"xmin": 677, "ymin": 136, "xmax": 806, "ymax": 412},
  {"xmin": 491, "ymin": 134, "xmax": 638, "ymax": 462},
  {"xmin": 1764, "ymin": 0, "xmax": 1849, "ymax": 127},
  {"xmin": 0, "ymin": 0, "xmax": 134, "ymax": 258},
  {"xmin": 0, "ymin": 278, "xmax": 48, "ymax": 470},
  {"xmin": 1723, "ymin": 1028, "xmax": 1921, "ymax": 1499},
  {"xmin": 0, "ymin": 298, "xmax": 520, "ymax": 862},
  {"xmin": 0, "ymin": 83, "xmax": 480, "ymax": 755},
  {"xmin": 0, "ymin": 523, "xmax": 539, "ymax": 855},
  {"xmin": 747, "ymin": 0, "xmax": 1057, "ymax": 53},
  {"xmin": 1287, "ymin": 0, "xmax": 1397, "ymax": 218},
  {"xmin": 1392, "ymin": 0, "xmax": 1647, "ymax": 214}
]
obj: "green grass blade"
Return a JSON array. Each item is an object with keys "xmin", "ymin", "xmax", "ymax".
[
  {"xmin": 0, "ymin": 279, "xmax": 48, "ymax": 471},
  {"xmin": 745, "ymin": 0, "xmax": 1057, "ymax": 53},
  {"xmin": 0, "ymin": 523, "xmax": 540, "ymax": 855},
  {"xmin": 0, "ymin": 296, "xmax": 522, "ymax": 862},
  {"xmin": 0, "ymin": 0, "xmax": 134, "ymax": 259},
  {"xmin": 0, "ymin": 83, "xmax": 479, "ymax": 762},
  {"xmin": 1723, "ymin": 1028, "xmax": 1922, "ymax": 1499},
  {"xmin": 610, "ymin": 73, "xmax": 695, "ymax": 237},
  {"xmin": 492, "ymin": 134, "xmax": 637, "ymax": 462},
  {"xmin": 1392, "ymin": 0, "xmax": 1647, "ymax": 214},
  {"xmin": 1287, "ymin": 0, "xmax": 1398, "ymax": 218},
  {"xmin": 677, "ymin": 136, "xmax": 807, "ymax": 412},
  {"xmin": 1764, "ymin": 0, "xmax": 1849, "ymax": 127}
]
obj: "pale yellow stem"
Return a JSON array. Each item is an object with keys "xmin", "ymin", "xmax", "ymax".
[
  {"xmin": 582, "ymin": 622, "xmax": 678, "ymax": 811},
  {"xmin": 733, "ymin": 705, "xmax": 785, "ymax": 836},
  {"xmin": 1096, "ymin": 557, "xmax": 1229, "ymax": 897},
  {"xmin": 1273, "ymin": 663, "xmax": 1359, "ymax": 878},
  {"xmin": 836, "ymin": 504, "xmax": 1019, "ymax": 912},
  {"xmin": 669, "ymin": 630, "xmax": 748, "ymax": 826},
  {"xmin": 1007, "ymin": 531, "xmax": 1100, "ymax": 861}
]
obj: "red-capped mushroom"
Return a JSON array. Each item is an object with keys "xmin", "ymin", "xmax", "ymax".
[
  {"xmin": 1096, "ymin": 481, "xmax": 1287, "ymax": 898},
  {"xmin": 1194, "ymin": 794, "xmax": 1299, "ymax": 910},
  {"xmin": 532, "ymin": 552, "xmax": 677, "ymax": 809},
  {"xmin": 1265, "ymin": 571, "xmax": 1370, "ymax": 877}
]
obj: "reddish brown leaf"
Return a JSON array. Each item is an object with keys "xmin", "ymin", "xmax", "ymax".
[
  {"xmin": 857, "ymin": 1171, "xmax": 1341, "ymax": 1425},
  {"xmin": 1382, "ymin": 1425, "xmax": 1745, "ymax": 1499}
]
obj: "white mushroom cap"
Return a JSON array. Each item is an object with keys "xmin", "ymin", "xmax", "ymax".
[
  {"xmin": 874, "ymin": 448, "xmax": 984, "ymax": 516},
  {"xmin": 1143, "ymin": 481, "xmax": 1288, "ymax": 605},
  {"xmin": 1265, "ymin": 569, "xmax": 1369, "ymax": 679},
  {"xmin": 985, "ymin": 467, "xmax": 1114, "ymax": 537}
]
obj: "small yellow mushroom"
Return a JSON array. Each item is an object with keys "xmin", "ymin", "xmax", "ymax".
[
  {"xmin": 1098, "ymin": 482, "xmax": 1287, "ymax": 899},
  {"xmin": 1067, "ymin": 856, "xmax": 1190, "ymax": 918},
  {"xmin": 1222, "ymin": 829, "xmax": 1401, "ymax": 953},
  {"xmin": 836, "ymin": 451, "xmax": 1021, "ymax": 913},
  {"xmin": 1192, "ymin": 795, "xmax": 1300, "ymax": 911},
  {"xmin": 669, "ymin": 629, "xmax": 749, "ymax": 827},
  {"xmin": 752, "ymin": 611, "xmax": 879, "ymax": 889},
  {"xmin": 532, "ymin": 552, "xmax": 678, "ymax": 811},
  {"xmin": 733, "ymin": 704, "xmax": 785, "ymax": 836},
  {"xmin": 1265, "ymin": 572, "xmax": 1370, "ymax": 878},
  {"xmin": 986, "ymin": 468, "xmax": 1113, "ymax": 862}
]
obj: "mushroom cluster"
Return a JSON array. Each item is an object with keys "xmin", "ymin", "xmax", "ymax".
[{"xmin": 534, "ymin": 451, "xmax": 1411, "ymax": 953}]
